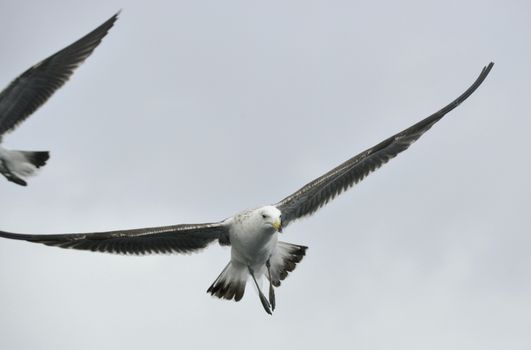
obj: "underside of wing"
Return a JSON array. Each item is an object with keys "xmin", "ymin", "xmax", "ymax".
[
  {"xmin": 0, "ymin": 222, "xmax": 229, "ymax": 255},
  {"xmin": 0, "ymin": 12, "xmax": 118, "ymax": 135},
  {"xmin": 276, "ymin": 62, "xmax": 494, "ymax": 227}
]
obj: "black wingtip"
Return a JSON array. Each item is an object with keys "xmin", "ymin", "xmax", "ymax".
[
  {"xmin": 475, "ymin": 61, "xmax": 495, "ymax": 83},
  {"xmin": 471, "ymin": 61, "xmax": 495, "ymax": 95},
  {"xmin": 104, "ymin": 11, "xmax": 120, "ymax": 30},
  {"xmin": 80, "ymin": 11, "xmax": 120, "ymax": 43},
  {"xmin": 483, "ymin": 62, "xmax": 495, "ymax": 75},
  {"xmin": 0, "ymin": 231, "xmax": 19, "ymax": 239},
  {"xmin": 428, "ymin": 61, "xmax": 494, "ymax": 119},
  {"xmin": 478, "ymin": 62, "xmax": 494, "ymax": 83},
  {"xmin": 108, "ymin": 10, "xmax": 121, "ymax": 25}
]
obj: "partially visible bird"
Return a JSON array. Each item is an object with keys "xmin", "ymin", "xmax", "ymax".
[
  {"xmin": 0, "ymin": 63, "xmax": 494, "ymax": 314},
  {"xmin": 0, "ymin": 12, "xmax": 119, "ymax": 186}
]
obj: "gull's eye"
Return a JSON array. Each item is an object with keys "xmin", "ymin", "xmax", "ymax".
[{"xmin": 262, "ymin": 214, "xmax": 267, "ymax": 219}]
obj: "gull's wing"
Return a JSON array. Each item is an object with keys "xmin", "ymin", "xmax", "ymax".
[
  {"xmin": 0, "ymin": 222, "xmax": 230, "ymax": 255},
  {"xmin": 0, "ymin": 12, "xmax": 118, "ymax": 136},
  {"xmin": 275, "ymin": 62, "xmax": 494, "ymax": 228}
]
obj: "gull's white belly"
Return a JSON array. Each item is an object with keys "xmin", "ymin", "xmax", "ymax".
[{"xmin": 229, "ymin": 226, "xmax": 278, "ymax": 268}]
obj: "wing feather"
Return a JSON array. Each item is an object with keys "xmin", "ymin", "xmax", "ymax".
[
  {"xmin": 276, "ymin": 62, "xmax": 494, "ymax": 227},
  {"xmin": 0, "ymin": 222, "xmax": 229, "ymax": 255},
  {"xmin": 0, "ymin": 12, "xmax": 118, "ymax": 135}
]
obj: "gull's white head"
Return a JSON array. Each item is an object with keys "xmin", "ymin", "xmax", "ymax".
[{"xmin": 255, "ymin": 205, "xmax": 283, "ymax": 233}]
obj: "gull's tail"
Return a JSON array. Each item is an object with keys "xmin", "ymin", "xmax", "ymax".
[
  {"xmin": 207, "ymin": 261, "xmax": 248, "ymax": 302},
  {"xmin": 0, "ymin": 149, "xmax": 50, "ymax": 186},
  {"xmin": 22, "ymin": 151, "xmax": 49, "ymax": 168},
  {"xmin": 267, "ymin": 241, "xmax": 307, "ymax": 287}
]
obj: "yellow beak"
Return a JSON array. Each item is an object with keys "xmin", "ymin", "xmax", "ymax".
[{"xmin": 273, "ymin": 219, "xmax": 283, "ymax": 233}]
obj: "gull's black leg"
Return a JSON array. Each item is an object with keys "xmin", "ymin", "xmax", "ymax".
[
  {"xmin": 266, "ymin": 259, "xmax": 276, "ymax": 311},
  {"xmin": 248, "ymin": 266, "xmax": 272, "ymax": 315}
]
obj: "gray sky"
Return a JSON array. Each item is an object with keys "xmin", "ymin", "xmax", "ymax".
[{"xmin": 1, "ymin": 0, "xmax": 530, "ymax": 349}]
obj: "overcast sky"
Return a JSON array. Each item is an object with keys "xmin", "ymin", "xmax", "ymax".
[{"xmin": 1, "ymin": 1, "xmax": 530, "ymax": 349}]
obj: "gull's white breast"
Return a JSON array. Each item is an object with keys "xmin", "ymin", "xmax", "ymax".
[{"xmin": 225, "ymin": 212, "xmax": 278, "ymax": 270}]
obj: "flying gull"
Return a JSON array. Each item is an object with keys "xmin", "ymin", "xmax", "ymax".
[
  {"xmin": 0, "ymin": 12, "xmax": 119, "ymax": 186},
  {"xmin": 0, "ymin": 62, "xmax": 494, "ymax": 314}
]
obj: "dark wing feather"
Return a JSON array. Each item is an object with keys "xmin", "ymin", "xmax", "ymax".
[
  {"xmin": 0, "ymin": 222, "xmax": 229, "ymax": 255},
  {"xmin": 0, "ymin": 12, "xmax": 118, "ymax": 135},
  {"xmin": 276, "ymin": 62, "xmax": 494, "ymax": 227}
]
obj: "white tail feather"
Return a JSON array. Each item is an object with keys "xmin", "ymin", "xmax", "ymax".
[
  {"xmin": 207, "ymin": 261, "xmax": 248, "ymax": 302},
  {"xmin": 268, "ymin": 241, "xmax": 307, "ymax": 287},
  {"xmin": 0, "ymin": 148, "xmax": 49, "ymax": 185}
]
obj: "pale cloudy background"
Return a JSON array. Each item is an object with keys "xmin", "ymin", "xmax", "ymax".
[{"xmin": 0, "ymin": 1, "xmax": 530, "ymax": 349}]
